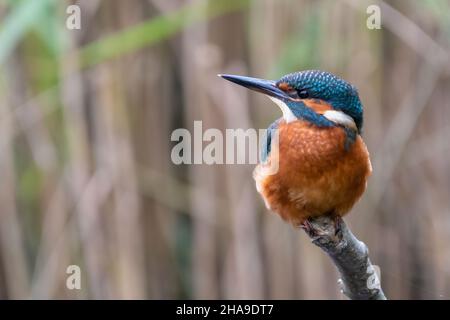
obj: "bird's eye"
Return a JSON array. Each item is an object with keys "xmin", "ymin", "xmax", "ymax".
[{"xmin": 297, "ymin": 89, "xmax": 309, "ymax": 99}]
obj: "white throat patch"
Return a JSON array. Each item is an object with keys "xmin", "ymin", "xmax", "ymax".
[
  {"xmin": 268, "ymin": 97, "xmax": 297, "ymax": 123},
  {"xmin": 323, "ymin": 110, "xmax": 357, "ymax": 131}
]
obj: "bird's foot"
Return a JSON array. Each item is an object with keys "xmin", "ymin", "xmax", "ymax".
[
  {"xmin": 299, "ymin": 215, "xmax": 344, "ymax": 243},
  {"xmin": 300, "ymin": 218, "xmax": 316, "ymax": 237},
  {"xmin": 333, "ymin": 215, "xmax": 342, "ymax": 236}
]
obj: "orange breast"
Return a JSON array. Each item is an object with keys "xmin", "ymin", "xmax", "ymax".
[{"xmin": 254, "ymin": 120, "xmax": 372, "ymax": 226}]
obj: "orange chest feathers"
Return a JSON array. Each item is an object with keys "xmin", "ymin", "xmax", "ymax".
[{"xmin": 254, "ymin": 120, "xmax": 372, "ymax": 226}]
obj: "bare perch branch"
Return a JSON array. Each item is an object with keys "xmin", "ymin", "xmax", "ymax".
[{"xmin": 304, "ymin": 216, "xmax": 387, "ymax": 300}]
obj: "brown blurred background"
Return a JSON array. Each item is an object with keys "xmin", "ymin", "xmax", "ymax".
[{"xmin": 0, "ymin": 0, "xmax": 449, "ymax": 299}]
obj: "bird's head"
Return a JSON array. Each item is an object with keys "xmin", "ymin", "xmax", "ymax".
[{"xmin": 219, "ymin": 70, "xmax": 363, "ymax": 133}]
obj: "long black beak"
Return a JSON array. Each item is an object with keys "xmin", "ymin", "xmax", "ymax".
[{"xmin": 218, "ymin": 74, "xmax": 289, "ymax": 100}]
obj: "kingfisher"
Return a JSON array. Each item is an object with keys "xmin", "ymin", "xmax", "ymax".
[{"xmin": 219, "ymin": 70, "xmax": 372, "ymax": 229}]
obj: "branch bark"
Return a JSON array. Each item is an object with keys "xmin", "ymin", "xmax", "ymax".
[{"xmin": 304, "ymin": 216, "xmax": 387, "ymax": 300}]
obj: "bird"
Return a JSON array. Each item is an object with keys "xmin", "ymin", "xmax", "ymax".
[{"xmin": 219, "ymin": 70, "xmax": 372, "ymax": 229}]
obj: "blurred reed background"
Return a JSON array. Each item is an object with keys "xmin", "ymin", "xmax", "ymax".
[{"xmin": 0, "ymin": 0, "xmax": 449, "ymax": 299}]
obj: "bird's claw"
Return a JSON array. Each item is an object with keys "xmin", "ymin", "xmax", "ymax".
[
  {"xmin": 300, "ymin": 218, "xmax": 316, "ymax": 236},
  {"xmin": 333, "ymin": 215, "xmax": 342, "ymax": 236}
]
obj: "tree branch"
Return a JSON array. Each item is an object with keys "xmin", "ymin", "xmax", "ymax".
[{"xmin": 304, "ymin": 216, "xmax": 387, "ymax": 300}]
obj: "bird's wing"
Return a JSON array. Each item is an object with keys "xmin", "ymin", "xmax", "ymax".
[{"xmin": 261, "ymin": 118, "xmax": 282, "ymax": 163}]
